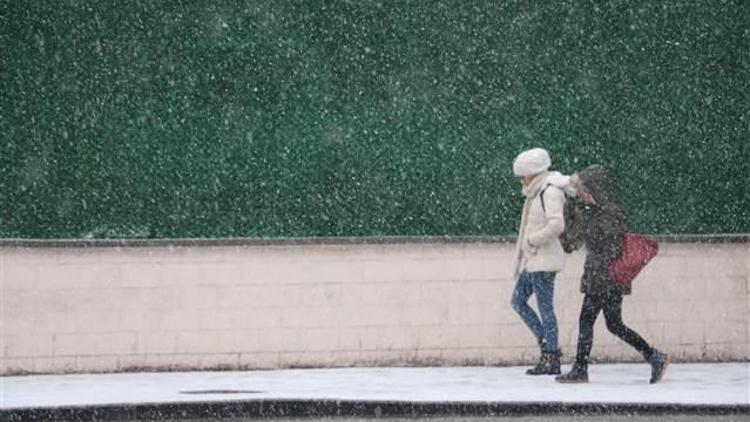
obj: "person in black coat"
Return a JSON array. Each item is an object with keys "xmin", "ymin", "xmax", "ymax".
[{"xmin": 556, "ymin": 165, "xmax": 669, "ymax": 384}]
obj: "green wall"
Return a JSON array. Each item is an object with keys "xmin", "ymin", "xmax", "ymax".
[{"xmin": 1, "ymin": 1, "xmax": 748, "ymax": 238}]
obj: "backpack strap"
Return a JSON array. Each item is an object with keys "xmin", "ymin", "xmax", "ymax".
[
  {"xmin": 538, "ymin": 186, "xmax": 548, "ymax": 212},
  {"xmin": 539, "ymin": 184, "xmax": 570, "ymax": 214}
]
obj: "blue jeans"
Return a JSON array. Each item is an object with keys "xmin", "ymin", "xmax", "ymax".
[{"xmin": 511, "ymin": 271, "xmax": 559, "ymax": 352}]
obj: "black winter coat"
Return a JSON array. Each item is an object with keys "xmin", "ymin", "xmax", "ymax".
[{"xmin": 577, "ymin": 165, "xmax": 629, "ymax": 296}]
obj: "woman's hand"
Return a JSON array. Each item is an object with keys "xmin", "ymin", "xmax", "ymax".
[{"xmin": 523, "ymin": 239, "xmax": 539, "ymax": 256}]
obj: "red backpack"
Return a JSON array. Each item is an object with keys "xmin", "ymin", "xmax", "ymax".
[{"xmin": 606, "ymin": 232, "xmax": 659, "ymax": 287}]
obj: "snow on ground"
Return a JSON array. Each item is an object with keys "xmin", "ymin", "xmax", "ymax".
[{"xmin": 1, "ymin": 363, "xmax": 748, "ymax": 409}]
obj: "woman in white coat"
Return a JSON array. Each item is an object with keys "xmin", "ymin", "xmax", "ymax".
[{"xmin": 510, "ymin": 148, "xmax": 571, "ymax": 375}]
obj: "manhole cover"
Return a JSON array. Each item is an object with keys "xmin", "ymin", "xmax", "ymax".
[{"xmin": 179, "ymin": 389, "xmax": 265, "ymax": 395}]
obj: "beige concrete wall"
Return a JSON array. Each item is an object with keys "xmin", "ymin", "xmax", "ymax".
[{"xmin": 1, "ymin": 240, "xmax": 747, "ymax": 374}]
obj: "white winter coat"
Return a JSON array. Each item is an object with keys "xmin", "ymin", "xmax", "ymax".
[{"xmin": 512, "ymin": 171, "xmax": 571, "ymax": 279}]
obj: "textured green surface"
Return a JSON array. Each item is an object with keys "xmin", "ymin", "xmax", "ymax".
[{"xmin": 1, "ymin": 1, "xmax": 748, "ymax": 238}]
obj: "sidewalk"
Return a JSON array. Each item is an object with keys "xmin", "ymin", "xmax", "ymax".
[{"xmin": 1, "ymin": 363, "xmax": 748, "ymax": 420}]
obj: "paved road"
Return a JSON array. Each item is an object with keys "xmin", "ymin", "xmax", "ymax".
[{"xmin": 151, "ymin": 417, "xmax": 747, "ymax": 422}]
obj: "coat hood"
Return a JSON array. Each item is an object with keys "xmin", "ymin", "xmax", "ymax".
[
  {"xmin": 547, "ymin": 171, "xmax": 578, "ymax": 196},
  {"xmin": 577, "ymin": 165, "xmax": 619, "ymax": 210},
  {"xmin": 522, "ymin": 171, "xmax": 575, "ymax": 198}
]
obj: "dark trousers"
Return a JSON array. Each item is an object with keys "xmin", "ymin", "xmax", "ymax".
[{"xmin": 574, "ymin": 292, "xmax": 653, "ymax": 367}]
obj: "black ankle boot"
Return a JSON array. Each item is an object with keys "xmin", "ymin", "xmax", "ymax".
[
  {"xmin": 526, "ymin": 350, "xmax": 562, "ymax": 375},
  {"xmin": 556, "ymin": 363, "xmax": 588, "ymax": 383},
  {"xmin": 646, "ymin": 349, "xmax": 670, "ymax": 384},
  {"xmin": 525, "ymin": 350, "xmax": 548, "ymax": 375},
  {"xmin": 548, "ymin": 350, "xmax": 562, "ymax": 375}
]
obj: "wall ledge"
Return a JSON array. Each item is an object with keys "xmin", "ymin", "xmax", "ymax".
[{"xmin": 0, "ymin": 234, "xmax": 747, "ymax": 248}]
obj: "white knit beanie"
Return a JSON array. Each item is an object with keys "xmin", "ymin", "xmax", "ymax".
[{"xmin": 513, "ymin": 148, "xmax": 552, "ymax": 177}]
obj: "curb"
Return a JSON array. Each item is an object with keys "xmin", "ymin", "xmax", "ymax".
[{"xmin": 3, "ymin": 400, "xmax": 749, "ymax": 421}]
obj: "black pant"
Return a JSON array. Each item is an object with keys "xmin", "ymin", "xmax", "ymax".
[{"xmin": 574, "ymin": 292, "xmax": 653, "ymax": 367}]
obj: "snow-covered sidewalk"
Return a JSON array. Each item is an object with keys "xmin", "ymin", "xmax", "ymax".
[
  {"xmin": 3, "ymin": 363, "xmax": 748, "ymax": 407},
  {"xmin": 1, "ymin": 363, "xmax": 748, "ymax": 418}
]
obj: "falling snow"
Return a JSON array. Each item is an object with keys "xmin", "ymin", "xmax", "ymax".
[{"xmin": 1, "ymin": 1, "xmax": 747, "ymax": 239}]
